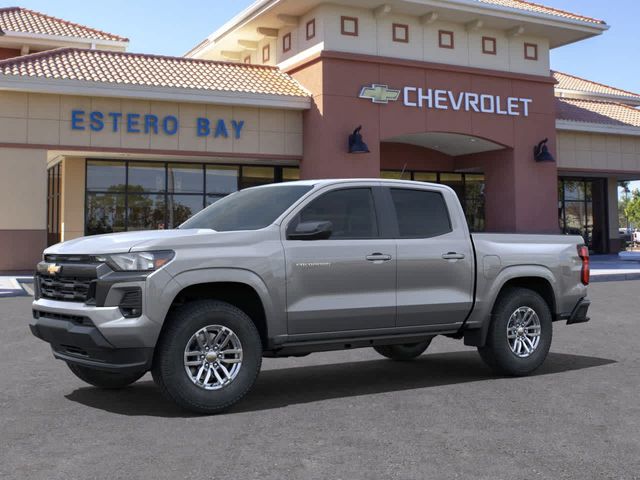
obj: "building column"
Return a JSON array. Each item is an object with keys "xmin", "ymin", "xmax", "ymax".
[
  {"xmin": 60, "ymin": 157, "xmax": 86, "ymax": 242},
  {"xmin": 0, "ymin": 147, "xmax": 47, "ymax": 272},
  {"xmin": 607, "ymin": 177, "xmax": 623, "ymax": 253}
]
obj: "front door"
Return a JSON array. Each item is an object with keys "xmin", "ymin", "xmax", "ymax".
[
  {"xmin": 387, "ymin": 186, "xmax": 474, "ymax": 327},
  {"xmin": 284, "ymin": 187, "xmax": 396, "ymax": 335}
]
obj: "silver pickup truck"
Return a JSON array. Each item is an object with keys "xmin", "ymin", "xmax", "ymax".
[{"xmin": 30, "ymin": 179, "xmax": 591, "ymax": 413}]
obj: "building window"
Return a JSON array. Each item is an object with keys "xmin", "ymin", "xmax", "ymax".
[
  {"xmin": 482, "ymin": 36, "xmax": 496, "ymax": 55},
  {"xmin": 46, "ymin": 163, "xmax": 62, "ymax": 246},
  {"xmin": 244, "ymin": 55, "xmax": 251, "ymax": 64},
  {"xmin": 438, "ymin": 30, "xmax": 454, "ymax": 49},
  {"xmin": 392, "ymin": 23, "xmax": 409, "ymax": 43},
  {"xmin": 262, "ymin": 44, "xmax": 270, "ymax": 63},
  {"xmin": 381, "ymin": 170, "xmax": 485, "ymax": 232},
  {"xmin": 306, "ymin": 19, "xmax": 316, "ymax": 40},
  {"xmin": 524, "ymin": 42, "xmax": 538, "ymax": 60},
  {"xmin": 341, "ymin": 16, "xmax": 358, "ymax": 36},
  {"xmin": 85, "ymin": 160, "xmax": 299, "ymax": 235},
  {"xmin": 282, "ymin": 33, "xmax": 292, "ymax": 53}
]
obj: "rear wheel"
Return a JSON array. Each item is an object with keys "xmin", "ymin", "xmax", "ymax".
[
  {"xmin": 373, "ymin": 338, "xmax": 433, "ymax": 361},
  {"xmin": 478, "ymin": 287, "xmax": 552, "ymax": 376},
  {"xmin": 152, "ymin": 300, "xmax": 262, "ymax": 414},
  {"xmin": 67, "ymin": 363, "xmax": 144, "ymax": 389}
]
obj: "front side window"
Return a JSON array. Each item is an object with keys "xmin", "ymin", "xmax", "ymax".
[
  {"xmin": 296, "ymin": 188, "xmax": 378, "ymax": 239},
  {"xmin": 390, "ymin": 188, "xmax": 451, "ymax": 238},
  {"xmin": 180, "ymin": 184, "xmax": 311, "ymax": 232}
]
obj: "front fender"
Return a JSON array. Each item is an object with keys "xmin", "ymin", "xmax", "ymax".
[{"xmin": 159, "ymin": 268, "xmax": 284, "ymax": 338}]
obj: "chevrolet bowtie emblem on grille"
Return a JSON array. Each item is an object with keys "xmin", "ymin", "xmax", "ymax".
[
  {"xmin": 359, "ymin": 84, "xmax": 401, "ymax": 104},
  {"xmin": 47, "ymin": 264, "xmax": 61, "ymax": 275}
]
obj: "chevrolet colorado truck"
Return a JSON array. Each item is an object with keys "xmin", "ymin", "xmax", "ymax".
[{"xmin": 30, "ymin": 179, "xmax": 591, "ymax": 413}]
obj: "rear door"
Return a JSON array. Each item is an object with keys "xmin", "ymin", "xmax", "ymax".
[
  {"xmin": 387, "ymin": 186, "xmax": 474, "ymax": 327},
  {"xmin": 283, "ymin": 186, "xmax": 397, "ymax": 335}
]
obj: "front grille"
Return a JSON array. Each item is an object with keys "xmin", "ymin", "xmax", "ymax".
[
  {"xmin": 33, "ymin": 310, "xmax": 93, "ymax": 325},
  {"xmin": 38, "ymin": 275, "xmax": 94, "ymax": 302}
]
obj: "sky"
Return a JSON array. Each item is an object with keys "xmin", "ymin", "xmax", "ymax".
[{"xmin": 2, "ymin": 0, "xmax": 638, "ymax": 94}]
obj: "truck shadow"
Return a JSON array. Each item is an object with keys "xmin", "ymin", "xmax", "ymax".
[{"xmin": 65, "ymin": 351, "xmax": 615, "ymax": 418}]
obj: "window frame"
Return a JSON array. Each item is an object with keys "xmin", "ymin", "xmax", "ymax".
[
  {"xmin": 262, "ymin": 44, "xmax": 271, "ymax": 63},
  {"xmin": 383, "ymin": 186, "xmax": 453, "ymax": 240},
  {"xmin": 392, "ymin": 23, "xmax": 409, "ymax": 43},
  {"xmin": 282, "ymin": 32, "xmax": 292, "ymax": 53},
  {"xmin": 285, "ymin": 186, "xmax": 387, "ymax": 241},
  {"xmin": 438, "ymin": 30, "xmax": 455, "ymax": 49},
  {"xmin": 524, "ymin": 42, "xmax": 538, "ymax": 61},
  {"xmin": 482, "ymin": 36, "xmax": 497, "ymax": 55},
  {"xmin": 341, "ymin": 16, "xmax": 359, "ymax": 37},
  {"xmin": 306, "ymin": 19, "xmax": 316, "ymax": 40}
]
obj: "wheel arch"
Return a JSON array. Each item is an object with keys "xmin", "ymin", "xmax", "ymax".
[
  {"xmin": 464, "ymin": 266, "xmax": 558, "ymax": 347},
  {"xmin": 163, "ymin": 269, "xmax": 282, "ymax": 349}
]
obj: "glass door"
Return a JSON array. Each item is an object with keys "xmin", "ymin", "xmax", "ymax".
[{"xmin": 558, "ymin": 178, "xmax": 608, "ymax": 253}]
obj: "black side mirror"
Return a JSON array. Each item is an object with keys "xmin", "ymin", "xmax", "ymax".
[{"xmin": 287, "ymin": 221, "xmax": 333, "ymax": 241}]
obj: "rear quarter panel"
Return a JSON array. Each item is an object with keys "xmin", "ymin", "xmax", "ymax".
[{"xmin": 466, "ymin": 234, "xmax": 587, "ymax": 331}]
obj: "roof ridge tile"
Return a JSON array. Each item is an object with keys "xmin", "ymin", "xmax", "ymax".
[{"xmin": 0, "ymin": 6, "xmax": 128, "ymax": 42}]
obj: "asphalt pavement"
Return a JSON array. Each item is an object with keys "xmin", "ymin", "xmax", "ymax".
[{"xmin": 1, "ymin": 281, "xmax": 639, "ymax": 480}]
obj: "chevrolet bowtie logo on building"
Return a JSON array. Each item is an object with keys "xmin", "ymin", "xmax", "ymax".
[
  {"xmin": 359, "ymin": 84, "xmax": 401, "ymax": 104},
  {"xmin": 47, "ymin": 264, "xmax": 61, "ymax": 276}
]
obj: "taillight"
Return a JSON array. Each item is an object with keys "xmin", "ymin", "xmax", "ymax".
[{"xmin": 577, "ymin": 245, "xmax": 590, "ymax": 285}]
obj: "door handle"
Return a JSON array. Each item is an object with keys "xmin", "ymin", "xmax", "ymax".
[
  {"xmin": 442, "ymin": 252, "xmax": 465, "ymax": 260},
  {"xmin": 366, "ymin": 253, "xmax": 392, "ymax": 262}
]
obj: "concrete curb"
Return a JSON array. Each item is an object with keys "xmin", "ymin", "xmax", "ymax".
[{"xmin": 591, "ymin": 273, "xmax": 640, "ymax": 283}]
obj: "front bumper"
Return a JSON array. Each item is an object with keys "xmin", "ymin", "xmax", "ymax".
[{"xmin": 31, "ymin": 297, "xmax": 162, "ymax": 373}]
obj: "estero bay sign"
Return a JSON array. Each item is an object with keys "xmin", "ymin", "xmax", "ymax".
[
  {"xmin": 359, "ymin": 84, "xmax": 533, "ymax": 117},
  {"xmin": 70, "ymin": 110, "xmax": 246, "ymax": 138}
]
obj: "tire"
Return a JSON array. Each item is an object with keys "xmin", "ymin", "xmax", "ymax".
[
  {"xmin": 67, "ymin": 363, "xmax": 144, "ymax": 389},
  {"xmin": 151, "ymin": 300, "xmax": 262, "ymax": 414},
  {"xmin": 373, "ymin": 338, "xmax": 433, "ymax": 361},
  {"xmin": 478, "ymin": 287, "xmax": 552, "ymax": 376}
]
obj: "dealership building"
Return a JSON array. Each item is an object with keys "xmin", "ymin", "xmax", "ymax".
[{"xmin": 1, "ymin": 1, "xmax": 640, "ymax": 271}]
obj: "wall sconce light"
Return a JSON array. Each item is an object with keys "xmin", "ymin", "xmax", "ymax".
[
  {"xmin": 534, "ymin": 138, "xmax": 555, "ymax": 162},
  {"xmin": 348, "ymin": 126, "xmax": 370, "ymax": 154}
]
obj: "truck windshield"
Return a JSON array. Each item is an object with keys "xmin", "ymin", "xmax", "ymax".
[{"xmin": 179, "ymin": 185, "xmax": 312, "ymax": 231}]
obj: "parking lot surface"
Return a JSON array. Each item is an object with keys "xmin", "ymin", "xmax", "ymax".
[{"xmin": 1, "ymin": 281, "xmax": 639, "ymax": 480}]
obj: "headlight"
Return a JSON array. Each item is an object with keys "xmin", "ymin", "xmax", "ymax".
[{"xmin": 97, "ymin": 251, "xmax": 175, "ymax": 272}]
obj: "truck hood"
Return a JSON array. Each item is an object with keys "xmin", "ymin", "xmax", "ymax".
[{"xmin": 45, "ymin": 229, "xmax": 215, "ymax": 255}]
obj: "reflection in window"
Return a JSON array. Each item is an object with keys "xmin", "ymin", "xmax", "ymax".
[
  {"xmin": 86, "ymin": 193, "xmax": 126, "ymax": 235},
  {"xmin": 168, "ymin": 195, "xmax": 205, "ymax": 228},
  {"xmin": 127, "ymin": 193, "xmax": 166, "ymax": 231},
  {"xmin": 206, "ymin": 166, "xmax": 239, "ymax": 195},
  {"xmin": 86, "ymin": 161, "xmax": 126, "ymax": 192},
  {"xmin": 168, "ymin": 164, "xmax": 203, "ymax": 194},
  {"xmin": 128, "ymin": 162, "xmax": 166, "ymax": 193},
  {"xmin": 85, "ymin": 160, "xmax": 299, "ymax": 235},
  {"xmin": 241, "ymin": 166, "xmax": 275, "ymax": 189}
]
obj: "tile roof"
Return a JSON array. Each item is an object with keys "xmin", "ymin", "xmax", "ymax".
[
  {"xmin": 556, "ymin": 98, "xmax": 640, "ymax": 128},
  {"xmin": 475, "ymin": 0, "xmax": 605, "ymax": 25},
  {"xmin": 553, "ymin": 71, "xmax": 640, "ymax": 101},
  {"xmin": 0, "ymin": 48, "xmax": 310, "ymax": 98},
  {"xmin": 0, "ymin": 7, "xmax": 128, "ymax": 43}
]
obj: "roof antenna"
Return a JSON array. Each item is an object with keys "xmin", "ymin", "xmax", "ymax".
[{"xmin": 400, "ymin": 163, "xmax": 408, "ymax": 180}]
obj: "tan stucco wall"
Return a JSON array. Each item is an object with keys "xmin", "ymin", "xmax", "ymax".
[
  {"xmin": 557, "ymin": 131, "xmax": 640, "ymax": 172},
  {"xmin": 0, "ymin": 147, "xmax": 47, "ymax": 230},
  {"xmin": 61, "ymin": 157, "xmax": 85, "ymax": 242},
  {"xmin": 0, "ymin": 91, "xmax": 303, "ymax": 157}
]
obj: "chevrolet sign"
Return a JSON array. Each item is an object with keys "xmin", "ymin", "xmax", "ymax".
[{"xmin": 358, "ymin": 83, "xmax": 533, "ymax": 117}]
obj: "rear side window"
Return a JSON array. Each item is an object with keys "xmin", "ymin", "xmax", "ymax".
[
  {"xmin": 297, "ymin": 188, "xmax": 379, "ymax": 239},
  {"xmin": 390, "ymin": 188, "xmax": 451, "ymax": 238}
]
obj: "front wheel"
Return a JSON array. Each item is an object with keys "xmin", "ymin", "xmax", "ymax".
[
  {"xmin": 478, "ymin": 287, "xmax": 552, "ymax": 376},
  {"xmin": 67, "ymin": 363, "xmax": 145, "ymax": 389},
  {"xmin": 152, "ymin": 300, "xmax": 262, "ymax": 414},
  {"xmin": 373, "ymin": 338, "xmax": 433, "ymax": 361}
]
